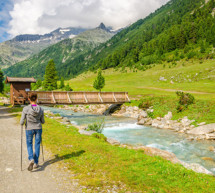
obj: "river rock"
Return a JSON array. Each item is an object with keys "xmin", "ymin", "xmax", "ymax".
[
  {"xmin": 53, "ymin": 116, "xmax": 63, "ymax": 120},
  {"xmin": 137, "ymin": 118, "xmax": 146, "ymax": 125},
  {"xmin": 62, "ymin": 117, "xmax": 70, "ymax": 123},
  {"xmin": 107, "ymin": 138, "xmax": 120, "ymax": 145},
  {"xmin": 205, "ymin": 133, "xmax": 215, "ymax": 140},
  {"xmin": 201, "ymin": 157, "xmax": 215, "ymax": 161},
  {"xmin": 135, "ymin": 146, "xmax": 181, "ymax": 164},
  {"xmin": 208, "ymin": 146, "xmax": 215, "ymax": 151},
  {"xmin": 164, "ymin": 112, "xmax": 172, "ymax": 120},
  {"xmin": 181, "ymin": 117, "xmax": 195, "ymax": 126},
  {"xmin": 97, "ymin": 108, "xmax": 107, "ymax": 115},
  {"xmin": 181, "ymin": 162, "xmax": 214, "ymax": 175},
  {"xmin": 137, "ymin": 111, "xmax": 147, "ymax": 121},
  {"xmin": 198, "ymin": 122, "xmax": 206, "ymax": 126},
  {"xmin": 145, "ymin": 118, "xmax": 152, "ymax": 126},
  {"xmin": 187, "ymin": 123, "xmax": 215, "ymax": 135}
]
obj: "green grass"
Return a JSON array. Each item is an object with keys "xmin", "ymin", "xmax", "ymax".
[
  {"xmin": 67, "ymin": 59, "xmax": 215, "ymax": 99},
  {"xmin": 67, "ymin": 60, "xmax": 215, "ymax": 124},
  {"xmin": 8, "ymin": 106, "xmax": 215, "ymax": 192}
]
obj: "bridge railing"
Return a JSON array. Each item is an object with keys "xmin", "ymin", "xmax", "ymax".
[{"xmin": 29, "ymin": 91, "xmax": 130, "ymax": 105}]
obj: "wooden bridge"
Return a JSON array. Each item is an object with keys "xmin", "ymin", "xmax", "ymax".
[
  {"xmin": 5, "ymin": 76, "xmax": 130, "ymax": 105},
  {"xmin": 30, "ymin": 91, "xmax": 130, "ymax": 105}
]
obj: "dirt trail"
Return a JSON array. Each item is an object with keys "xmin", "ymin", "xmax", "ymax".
[
  {"xmin": 0, "ymin": 106, "xmax": 80, "ymax": 193},
  {"xmin": 137, "ymin": 86, "xmax": 215, "ymax": 95}
]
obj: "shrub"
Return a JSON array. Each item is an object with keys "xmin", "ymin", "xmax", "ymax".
[
  {"xmin": 54, "ymin": 113, "xmax": 61, "ymax": 117},
  {"xmin": 87, "ymin": 119, "xmax": 105, "ymax": 133},
  {"xmin": 176, "ymin": 91, "xmax": 195, "ymax": 112},
  {"xmin": 92, "ymin": 133, "xmax": 107, "ymax": 142},
  {"xmin": 138, "ymin": 100, "xmax": 152, "ymax": 110}
]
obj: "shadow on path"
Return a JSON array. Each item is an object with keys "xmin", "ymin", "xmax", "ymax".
[{"xmin": 32, "ymin": 150, "xmax": 85, "ymax": 172}]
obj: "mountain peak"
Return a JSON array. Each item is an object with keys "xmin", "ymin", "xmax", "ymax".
[{"xmin": 97, "ymin": 23, "xmax": 109, "ymax": 31}]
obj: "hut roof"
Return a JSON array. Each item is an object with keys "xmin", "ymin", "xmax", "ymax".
[{"xmin": 5, "ymin": 77, "xmax": 36, "ymax": 83}]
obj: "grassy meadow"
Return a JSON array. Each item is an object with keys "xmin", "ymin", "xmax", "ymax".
[
  {"xmin": 67, "ymin": 59, "xmax": 215, "ymax": 98},
  {"xmin": 66, "ymin": 59, "xmax": 215, "ymax": 124}
]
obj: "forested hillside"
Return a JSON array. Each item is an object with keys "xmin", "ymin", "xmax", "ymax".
[
  {"xmin": 5, "ymin": 0, "xmax": 215, "ymax": 79},
  {"xmin": 88, "ymin": 0, "xmax": 215, "ymax": 71}
]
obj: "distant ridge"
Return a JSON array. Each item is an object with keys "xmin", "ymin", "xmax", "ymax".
[{"xmin": 0, "ymin": 27, "xmax": 88, "ymax": 69}]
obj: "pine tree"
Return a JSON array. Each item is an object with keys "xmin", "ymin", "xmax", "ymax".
[
  {"xmin": 59, "ymin": 77, "xmax": 65, "ymax": 89},
  {"xmin": 0, "ymin": 69, "xmax": 4, "ymax": 93},
  {"xmin": 93, "ymin": 69, "xmax": 105, "ymax": 92},
  {"xmin": 43, "ymin": 59, "xmax": 58, "ymax": 91}
]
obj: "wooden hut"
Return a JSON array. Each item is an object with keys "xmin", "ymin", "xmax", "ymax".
[{"xmin": 5, "ymin": 77, "xmax": 36, "ymax": 105}]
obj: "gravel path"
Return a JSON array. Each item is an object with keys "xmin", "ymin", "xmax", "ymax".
[{"xmin": 0, "ymin": 106, "xmax": 81, "ymax": 193}]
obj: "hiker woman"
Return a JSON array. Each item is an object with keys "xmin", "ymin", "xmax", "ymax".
[{"xmin": 20, "ymin": 92, "xmax": 45, "ymax": 171}]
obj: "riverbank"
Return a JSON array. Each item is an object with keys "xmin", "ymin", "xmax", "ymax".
[
  {"xmin": 44, "ymin": 107, "xmax": 215, "ymax": 176},
  {"xmin": 57, "ymin": 102, "xmax": 215, "ymax": 141},
  {"xmin": 8, "ymin": 105, "xmax": 215, "ymax": 192}
]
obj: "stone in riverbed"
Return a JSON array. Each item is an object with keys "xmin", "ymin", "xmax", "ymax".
[
  {"xmin": 62, "ymin": 117, "xmax": 70, "ymax": 123},
  {"xmin": 107, "ymin": 138, "xmax": 120, "ymax": 145},
  {"xmin": 205, "ymin": 133, "xmax": 215, "ymax": 140},
  {"xmin": 201, "ymin": 157, "xmax": 215, "ymax": 161},
  {"xmin": 134, "ymin": 146, "xmax": 181, "ymax": 164},
  {"xmin": 208, "ymin": 146, "xmax": 215, "ymax": 151},
  {"xmin": 145, "ymin": 118, "xmax": 152, "ymax": 126},
  {"xmin": 187, "ymin": 123, "xmax": 215, "ymax": 135},
  {"xmin": 137, "ymin": 118, "xmax": 146, "ymax": 125}
]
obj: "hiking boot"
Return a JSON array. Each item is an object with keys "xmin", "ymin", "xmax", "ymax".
[
  {"xmin": 33, "ymin": 163, "xmax": 39, "ymax": 169},
  {"xmin": 28, "ymin": 160, "xmax": 34, "ymax": 171}
]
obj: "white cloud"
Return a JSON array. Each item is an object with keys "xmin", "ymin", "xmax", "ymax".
[{"xmin": 8, "ymin": 0, "xmax": 169, "ymax": 36}]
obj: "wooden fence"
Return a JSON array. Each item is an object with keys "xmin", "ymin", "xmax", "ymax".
[{"xmin": 29, "ymin": 91, "xmax": 130, "ymax": 105}]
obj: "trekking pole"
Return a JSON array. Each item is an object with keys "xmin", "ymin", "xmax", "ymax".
[
  {"xmin": 21, "ymin": 125, "xmax": 23, "ymax": 171},
  {"xmin": 41, "ymin": 136, "xmax": 44, "ymax": 163}
]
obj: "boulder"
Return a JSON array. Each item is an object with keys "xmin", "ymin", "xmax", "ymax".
[
  {"xmin": 181, "ymin": 162, "xmax": 213, "ymax": 175},
  {"xmin": 187, "ymin": 123, "xmax": 215, "ymax": 135},
  {"xmin": 137, "ymin": 111, "xmax": 148, "ymax": 121},
  {"xmin": 62, "ymin": 117, "xmax": 70, "ymax": 123},
  {"xmin": 97, "ymin": 108, "xmax": 106, "ymax": 115},
  {"xmin": 151, "ymin": 120, "xmax": 161, "ymax": 128},
  {"xmin": 137, "ymin": 118, "xmax": 146, "ymax": 125},
  {"xmin": 201, "ymin": 157, "xmax": 215, "ymax": 161},
  {"xmin": 181, "ymin": 116, "xmax": 194, "ymax": 126},
  {"xmin": 164, "ymin": 112, "xmax": 172, "ymax": 120},
  {"xmin": 208, "ymin": 146, "xmax": 215, "ymax": 151},
  {"xmin": 135, "ymin": 146, "xmax": 181, "ymax": 164},
  {"xmin": 145, "ymin": 118, "xmax": 152, "ymax": 126},
  {"xmin": 206, "ymin": 133, "xmax": 215, "ymax": 140},
  {"xmin": 107, "ymin": 138, "xmax": 120, "ymax": 145},
  {"xmin": 198, "ymin": 122, "xmax": 206, "ymax": 126}
]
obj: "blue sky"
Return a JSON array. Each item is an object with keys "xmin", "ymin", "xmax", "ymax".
[
  {"xmin": 0, "ymin": 0, "xmax": 13, "ymax": 42},
  {"xmin": 0, "ymin": 0, "xmax": 169, "ymax": 43}
]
